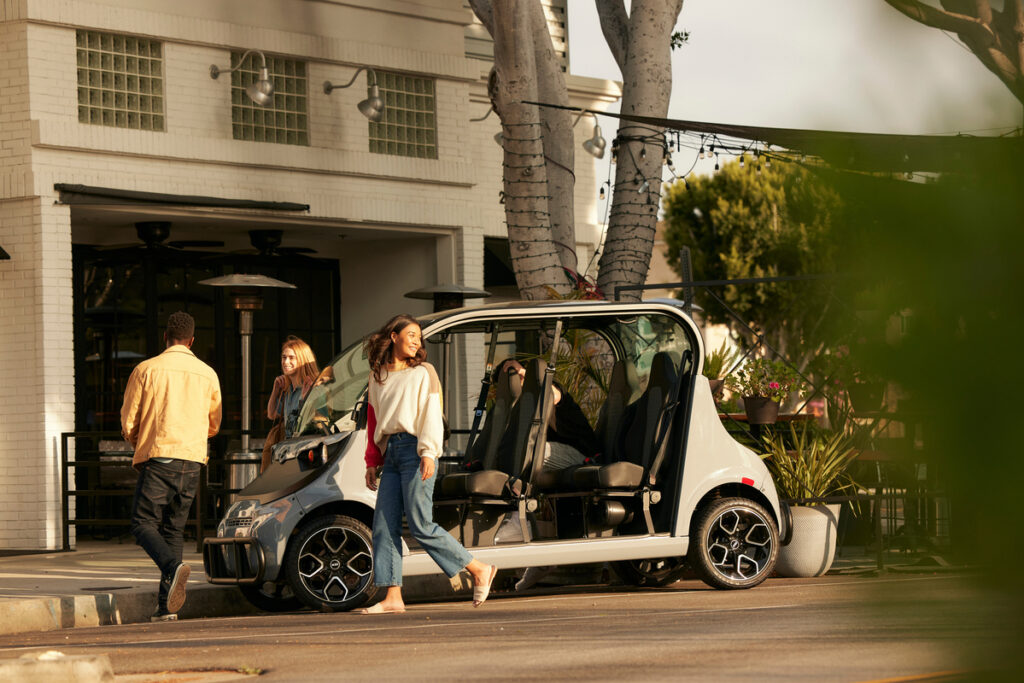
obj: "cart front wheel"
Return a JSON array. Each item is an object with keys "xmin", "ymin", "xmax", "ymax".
[{"xmin": 284, "ymin": 514, "xmax": 379, "ymax": 612}]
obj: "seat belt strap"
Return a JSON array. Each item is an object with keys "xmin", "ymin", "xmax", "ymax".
[
  {"xmin": 463, "ymin": 326, "xmax": 500, "ymax": 463},
  {"xmin": 525, "ymin": 320, "xmax": 563, "ymax": 490},
  {"xmin": 647, "ymin": 349, "xmax": 693, "ymax": 486}
]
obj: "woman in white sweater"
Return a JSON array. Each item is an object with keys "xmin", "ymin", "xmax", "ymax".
[{"xmin": 362, "ymin": 314, "xmax": 497, "ymax": 614}]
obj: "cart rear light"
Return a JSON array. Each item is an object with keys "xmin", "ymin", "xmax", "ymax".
[{"xmin": 741, "ymin": 477, "xmax": 754, "ymax": 486}]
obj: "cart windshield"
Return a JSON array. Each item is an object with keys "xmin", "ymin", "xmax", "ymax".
[{"xmin": 294, "ymin": 339, "xmax": 369, "ymax": 436}]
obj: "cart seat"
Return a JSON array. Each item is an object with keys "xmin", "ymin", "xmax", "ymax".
[
  {"xmin": 572, "ymin": 351, "xmax": 678, "ymax": 490},
  {"xmin": 441, "ymin": 359, "xmax": 549, "ymax": 498}
]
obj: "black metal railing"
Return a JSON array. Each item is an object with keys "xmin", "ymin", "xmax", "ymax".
[{"xmin": 60, "ymin": 429, "xmax": 266, "ymax": 552}]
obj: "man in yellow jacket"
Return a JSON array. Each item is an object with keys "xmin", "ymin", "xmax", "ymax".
[{"xmin": 121, "ymin": 311, "xmax": 222, "ymax": 622}]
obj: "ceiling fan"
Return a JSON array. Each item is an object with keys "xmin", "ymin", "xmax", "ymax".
[
  {"xmin": 238, "ymin": 229, "xmax": 318, "ymax": 257},
  {"xmin": 94, "ymin": 221, "xmax": 226, "ymax": 253}
]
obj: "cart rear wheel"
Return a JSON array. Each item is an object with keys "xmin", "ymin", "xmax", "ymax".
[{"xmin": 690, "ymin": 497, "xmax": 778, "ymax": 590}]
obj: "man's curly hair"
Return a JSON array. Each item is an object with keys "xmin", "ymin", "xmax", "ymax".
[{"xmin": 165, "ymin": 311, "xmax": 195, "ymax": 343}]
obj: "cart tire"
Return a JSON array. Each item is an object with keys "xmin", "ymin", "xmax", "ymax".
[
  {"xmin": 690, "ymin": 497, "xmax": 778, "ymax": 590},
  {"xmin": 284, "ymin": 514, "xmax": 379, "ymax": 612}
]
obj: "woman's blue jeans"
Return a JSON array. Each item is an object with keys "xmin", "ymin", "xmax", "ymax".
[{"xmin": 372, "ymin": 433, "xmax": 472, "ymax": 587}]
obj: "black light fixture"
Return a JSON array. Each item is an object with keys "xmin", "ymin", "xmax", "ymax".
[
  {"xmin": 210, "ymin": 49, "xmax": 275, "ymax": 106},
  {"xmin": 323, "ymin": 66, "xmax": 385, "ymax": 122},
  {"xmin": 0, "ymin": 245, "xmax": 9, "ymax": 260},
  {"xmin": 572, "ymin": 110, "xmax": 606, "ymax": 159},
  {"xmin": 471, "ymin": 105, "xmax": 504, "ymax": 146}
]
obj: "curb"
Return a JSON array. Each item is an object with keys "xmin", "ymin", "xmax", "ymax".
[
  {"xmin": 0, "ymin": 573, "xmax": 484, "ymax": 638},
  {"xmin": 0, "ymin": 651, "xmax": 114, "ymax": 682},
  {"xmin": 0, "ymin": 584, "xmax": 261, "ymax": 637}
]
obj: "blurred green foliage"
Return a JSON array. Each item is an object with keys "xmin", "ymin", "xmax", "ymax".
[
  {"xmin": 662, "ymin": 158, "xmax": 845, "ymax": 373},
  {"xmin": 829, "ymin": 155, "xmax": 1023, "ymax": 680}
]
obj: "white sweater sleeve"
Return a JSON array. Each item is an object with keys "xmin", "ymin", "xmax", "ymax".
[{"xmin": 415, "ymin": 363, "xmax": 445, "ymax": 460}]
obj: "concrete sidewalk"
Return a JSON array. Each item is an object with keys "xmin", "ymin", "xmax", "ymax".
[
  {"xmin": 0, "ymin": 540, "xmax": 263, "ymax": 636},
  {"xmin": 0, "ymin": 540, "xmax": 478, "ymax": 638}
]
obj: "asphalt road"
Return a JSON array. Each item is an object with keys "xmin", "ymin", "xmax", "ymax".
[{"xmin": 0, "ymin": 573, "xmax": 1010, "ymax": 682}]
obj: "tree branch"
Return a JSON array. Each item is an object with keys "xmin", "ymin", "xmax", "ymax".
[
  {"xmin": 884, "ymin": 0, "xmax": 997, "ymax": 45},
  {"xmin": 468, "ymin": 0, "xmax": 494, "ymax": 36},
  {"xmin": 595, "ymin": 0, "xmax": 629, "ymax": 70}
]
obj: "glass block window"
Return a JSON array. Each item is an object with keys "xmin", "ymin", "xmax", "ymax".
[
  {"xmin": 76, "ymin": 30, "xmax": 165, "ymax": 131},
  {"xmin": 230, "ymin": 52, "xmax": 309, "ymax": 146},
  {"xmin": 369, "ymin": 72, "xmax": 437, "ymax": 159}
]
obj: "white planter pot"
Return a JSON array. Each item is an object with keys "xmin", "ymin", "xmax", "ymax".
[{"xmin": 776, "ymin": 504, "xmax": 841, "ymax": 578}]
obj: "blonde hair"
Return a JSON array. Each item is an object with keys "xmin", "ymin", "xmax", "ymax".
[{"xmin": 282, "ymin": 336, "xmax": 320, "ymax": 391}]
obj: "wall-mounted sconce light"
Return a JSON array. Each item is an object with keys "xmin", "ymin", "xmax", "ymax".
[
  {"xmin": 323, "ymin": 67, "xmax": 384, "ymax": 122},
  {"xmin": 471, "ymin": 105, "xmax": 504, "ymax": 146},
  {"xmin": 573, "ymin": 110, "xmax": 606, "ymax": 159},
  {"xmin": 0, "ymin": 244, "xmax": 10, "ymax": 260},
  {"xmin": 210, "ymin": 50, "xmax": 275, "ymax": 106}
]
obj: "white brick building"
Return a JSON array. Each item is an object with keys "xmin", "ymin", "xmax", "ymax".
[{"xmin": 0, "ymin": 0, "xmax": 619, "ymax": 550}]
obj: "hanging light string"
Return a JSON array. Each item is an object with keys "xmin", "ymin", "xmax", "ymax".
[{"xmin": 581, "ymin": 136, "xmax": 618, "ymax": 280}]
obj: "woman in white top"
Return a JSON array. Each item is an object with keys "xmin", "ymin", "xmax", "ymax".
[{"xmin": 362, "ymin": 314, "xmax": 497, "ymax": 614}]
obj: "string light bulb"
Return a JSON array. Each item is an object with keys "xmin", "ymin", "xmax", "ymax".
[
  {"xmin": 698, "ymin": 145, "xmax": 705, "ymax": 159},
  {"xmin": 739, "ymin": 155, "xmax": 745, "ymax": 168},
  {"xmin": 638, "ymin": 179, "xmax": 650, "ymax": 194},
  {"xmin": 640, "ymin": 146, "xmax": 647, "ymax": 160}
]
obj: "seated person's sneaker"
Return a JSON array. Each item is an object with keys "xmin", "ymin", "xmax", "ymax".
[
  {"xmin": 515, "ymin": 566, "xmax": 552, "ymax": 592},
  {"xmin": 164, "ymin": 562, "xmax": 191, "ymax": 614},
  {"xmin": 150, "ymin": 607, "xmax": 178, "ymax": 622}
]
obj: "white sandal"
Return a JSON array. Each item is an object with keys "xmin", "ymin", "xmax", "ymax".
[{"xmin": 473, "ymin": 564, "xmax": 498, "ymax": 607}]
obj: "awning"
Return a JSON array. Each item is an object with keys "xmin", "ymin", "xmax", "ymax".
[
  {"xmin": 54, "ymin": 184, "xmax": 310, "ymax": 212},
  {"xmin": 526, "ymin": 102, "xmax": 1024, "ymax": 173}
]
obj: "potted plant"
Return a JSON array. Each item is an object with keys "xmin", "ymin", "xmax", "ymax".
[
  {"xmin": 825, "ymin": 344, "xmax": 886, "ymax": 413},
  {"xmin": 702, "ymin": 340, "xmax": 738, "ymax": 397},
  {"xmin": 761, "ymin": 422, "xmax": 860, "ymax": 577},
  {"xmin": 727, "ymin": 357, "xmax": 803, "ymax": 424}
]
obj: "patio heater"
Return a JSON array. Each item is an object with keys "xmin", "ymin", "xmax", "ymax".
[
  {"xmin": 199, "ymin": 274, "xmax": 296, "ymax": 490},
  {"xmin": 403, "ymin": 283, "xmax": 491, "ymax": 313}
]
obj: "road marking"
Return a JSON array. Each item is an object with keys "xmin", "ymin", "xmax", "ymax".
[
  {"xmin": 853, "ymin": 671, "xmax": 970, "ymax": 683},
  {"xmin": 0, "ymin": 603, "xmax": 800, "ymax": 654},
  {"xmin": 449, "ymin": 573, "xmax": 967, "ymax": 607}
]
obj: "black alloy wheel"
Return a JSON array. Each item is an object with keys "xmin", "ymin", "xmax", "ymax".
[
  {"xmin": 689, "ymin": 497, "xmax": 778, "ymax": 589},
  {"xmin": 284, "ymin": 514, "xmax": 379, "ymax": 612}
]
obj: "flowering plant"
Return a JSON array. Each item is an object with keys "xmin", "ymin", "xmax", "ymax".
[
  {"xmin": 726, "ymin": 357, "xmax": 803, "ymax": 403},
  {"xmin": 821, "ymin": 344, "xmax": 884, "ymax": 392}
]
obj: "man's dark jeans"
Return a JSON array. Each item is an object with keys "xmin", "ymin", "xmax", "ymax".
[{"xmin": 130, "ymin": 458, "xmax": 202, "ymax": 607}]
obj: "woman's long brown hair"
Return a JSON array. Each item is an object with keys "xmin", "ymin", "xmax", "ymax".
[
  {"xmin": 281, "ymin": 336, "xmax": 320, "ymax": 396},
  {"xmin": 364, "ymin": 314, "xmax": 426, "ymax": 384}
]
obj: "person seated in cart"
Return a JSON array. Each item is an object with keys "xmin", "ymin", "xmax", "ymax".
[{"xmin": 493, "ymin": 358, "xmax": 601, "ymax": 471}]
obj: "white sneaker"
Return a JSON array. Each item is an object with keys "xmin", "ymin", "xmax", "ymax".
[{"xmin": 515, "ymin": 566, "xmax": 552, "ymax": 592}]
